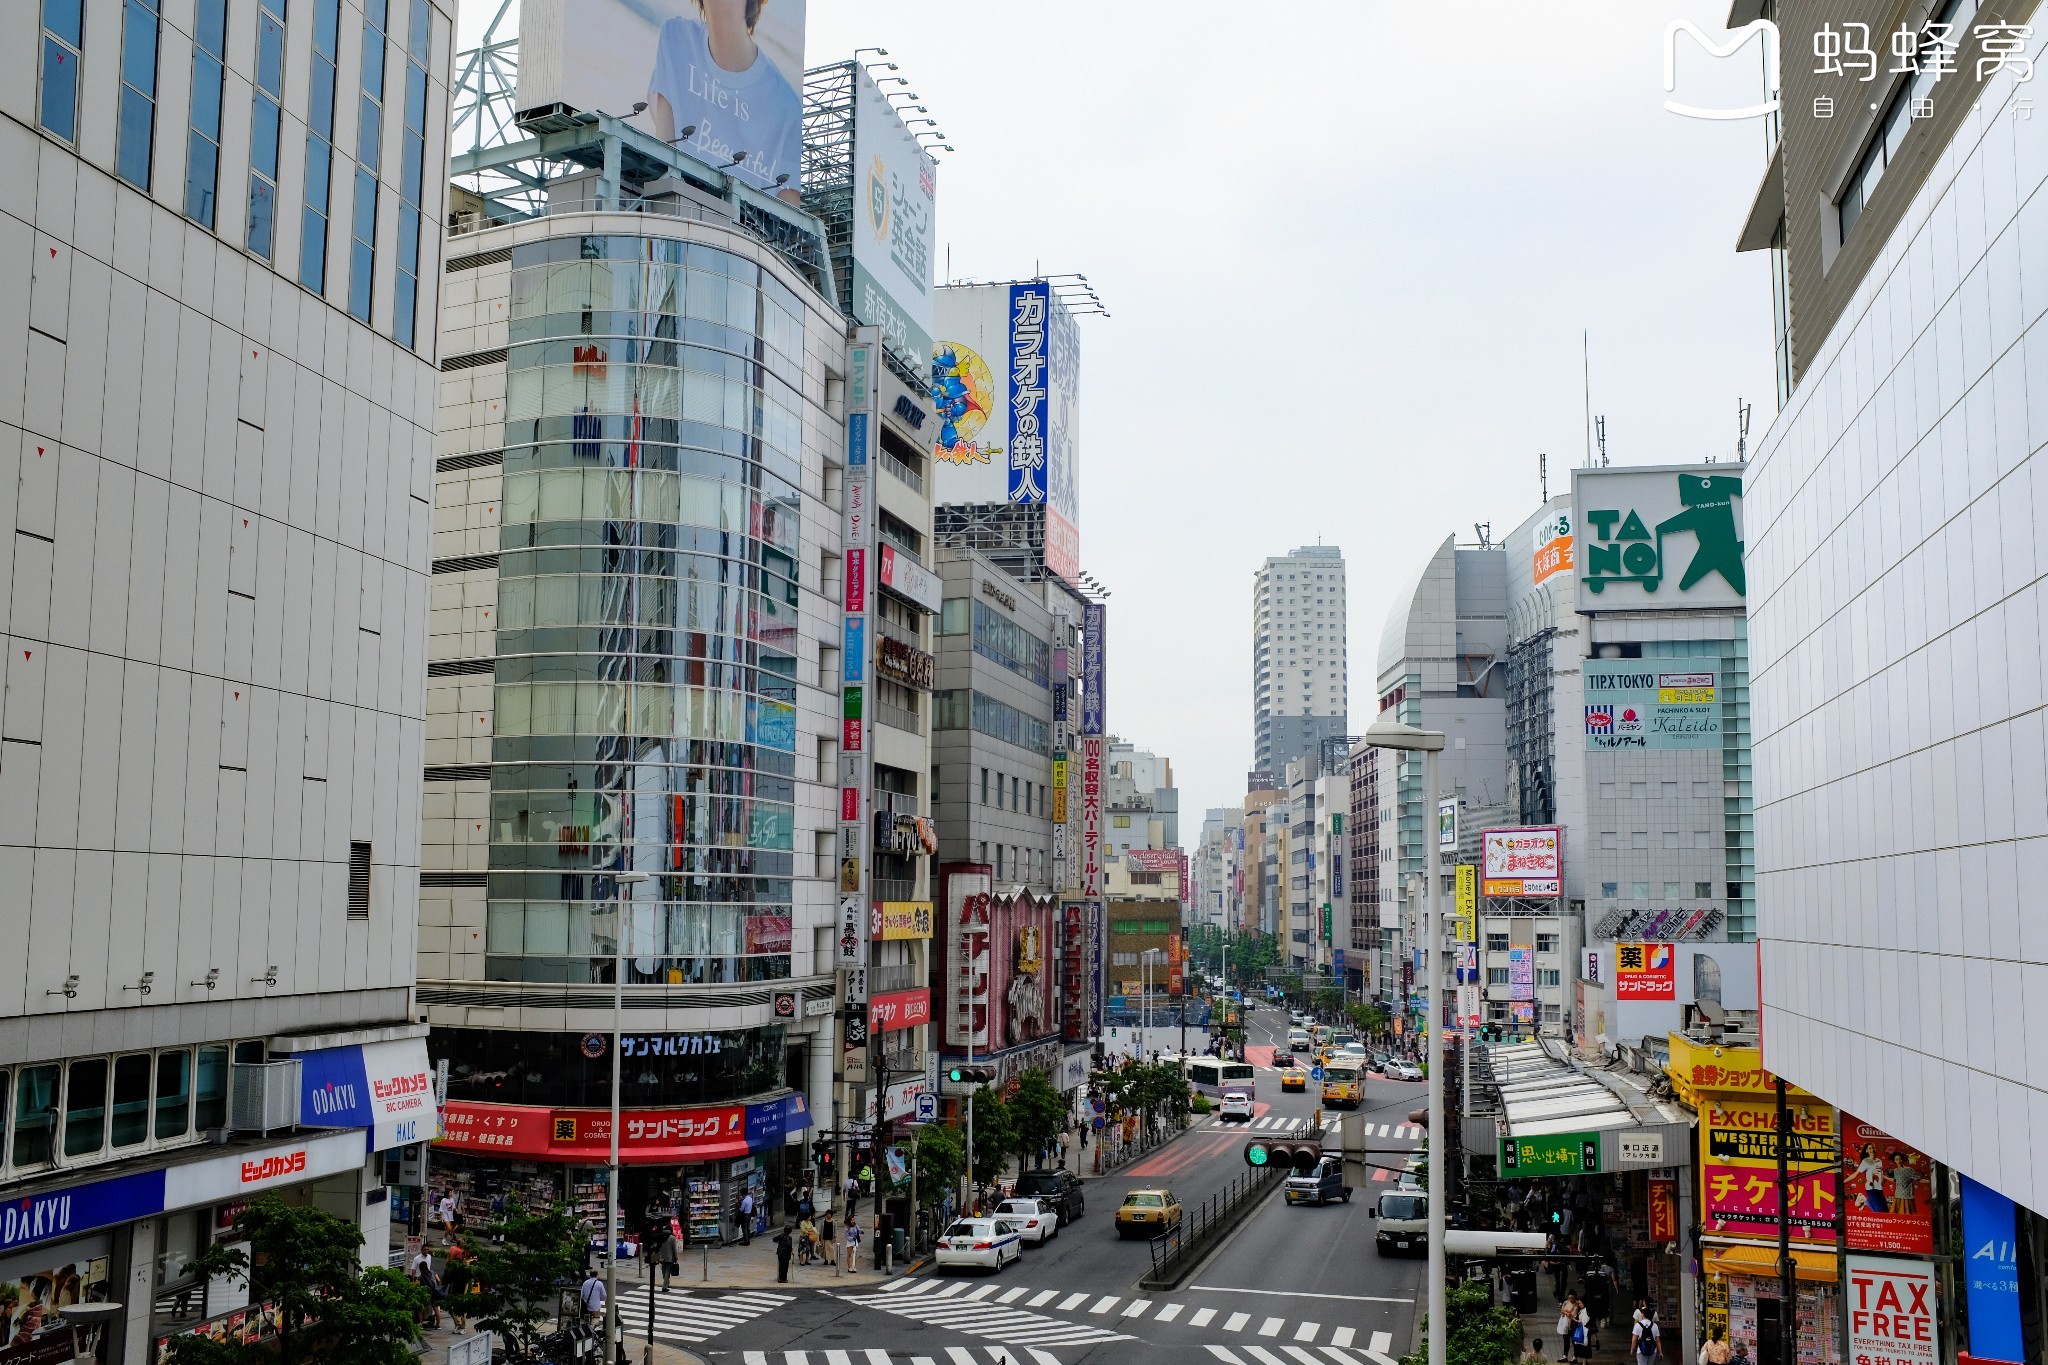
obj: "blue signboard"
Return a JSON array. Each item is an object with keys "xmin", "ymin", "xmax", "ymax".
[
  {"xmin": 1309, "ymin": 1066, "xmax": 1324, "ymax": 1082},
  {"xmin": 0, "ymin": 1167, "xmax": 167, "ymax": 1254},
  {"xmin": 1081, "ymin": 602, "xmax": 1106, "ymax": 736},
  {"xmin": 847, "ymin": 411, "xmax": 869, "ymax": 467},
  {"xmin": 843, "ymin": 617, "xmax": 865, "ymax": 682},
  {"xmin": 744, "ymin": 1092, "xmax": 813, "ymax": 1147},
  {"xmin": 1006, "ymin": 283, "xmax": 1050, "ymax": 503},
  {"xmin": 1963, "ymin": 1174, "xmax": 2024, "ymax": 1361},
  {"xmin": 1333, "ymin": 948, "xmax": 1345, "ymax": 977}
]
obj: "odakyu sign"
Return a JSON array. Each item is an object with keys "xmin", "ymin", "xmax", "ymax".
[{"xmin": 1573, "ymin": 464, "xmax": 1746, "ymax": 613}]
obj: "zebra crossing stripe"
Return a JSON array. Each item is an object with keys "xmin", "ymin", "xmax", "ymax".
[
  {"xmin": 1027, "ymin": 1291, "xmax": 1058, "ymax": 1307},
  {"xmin": 1224, "ymin": 1312, "xmax": 1251, "ymax": 1331},
  {"xmin": 1206, "ymin": 1349, "xmax": 1249, "ymax": 1364},
  {"xmin": 997, "ymin": 1287, "xmax": 1028, "ymax": 1304},
  {"xmin": 1190, "ymin": 1307, "xmax": 1218, "ymax": 1327},
  {"xmin": 1259, "ymin": 1317, "xmax": 1286, "ymax": 1337},
  {"xmin": 1056, "ymin": 1293, "xmax": 1088, "ymax": 1311},
  {"xmin": 1088, "ymin": 1296, "xmax": 1119, "ymax": 1314},
  {"xmin": 1155, "ymin": 1303, "xmax": 1183, "ymax": 1323},
  {"xmin": 961, "ymin": 1286, "xmax": 997, "ymax": 1302},
  {"xmin": 1329, "ymin": 1327, "xmax": 1355, "ymax": 1347},
  {"xmin": 1294, "ymin": 1322, "xmax": 1320, "ymax": 1341},
  {"xmin": 1237, "ymin": 1346, "xmax": 1291, "ymax": 1365}
]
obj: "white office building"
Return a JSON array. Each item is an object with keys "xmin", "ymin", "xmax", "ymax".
[
  {"xmin": 0, "ymin": 0, "xmax": 452, "ymax": 1350},
  {"xmin": 1253, "ymin": 545, "xmax": 1348, "ymax": 774}
]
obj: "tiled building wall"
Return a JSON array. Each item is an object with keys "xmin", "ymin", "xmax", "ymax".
[{"xmin": 1749, "ymin": 37, "xmax": 2048, "ymax": 1209}]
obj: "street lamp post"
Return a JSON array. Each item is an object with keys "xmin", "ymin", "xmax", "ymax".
[
  {"xmin": 1366, "ymin": 719, "xmax": 1446, "ymax": 1365},
  {"xmin": 608, "ymin": 869, "xmax": 653, "ymax": 1365}
]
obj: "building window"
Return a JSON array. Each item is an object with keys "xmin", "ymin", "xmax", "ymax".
[
  {"xmin": 392, "ymin": 0, "xmax": 430, "ymax": 346},
  {"xmin": 110, "ymin": 1053, "xmax": 152, "ymax": 1148},
  {"xmin": 64, "ymin": 1057, "xmax": 108, "ymax": 1159},
  {"xmin": 12, "ymin": 1065, "xmax": 59, "ymax": 1167},
  {"xmin": 1601, "ymin": 881, "xmax": 1618, "ymax": 898},
  {"xmin": 193, "ymin": 1044, "xmax": 229, "ymax": 1130},
  {"xmin": 1010, "ymin": 776, "xmax": 1019, "ymax": 810},
  {"xmin": 1486, "ymin": 967, "xmax": 1509, "ymax": 986},
  {"xmin": 115, "ymin": 0, "xmax": 161, "ymax": 188},
  {"xmin": 1536, "ymin": 933, "xmax": 1558, "ymax": 953},
  {"xmin": 246, "ymin": 0, "xmax": 286, "ymax": 259},
  {"xmin": 1537, "ymin": 969, "xmax": 1561, "ymax": 988},
  {"xmin": 1836, "ymin": 0, "xmax": 1980, "ymax": 245},
  {"xmin": 347, "ymin": 0, "xmax": 387, "ymax": 316},
  {"xmin": 1695, "ymin": 882, "xmax": 1714, "ymax": 897},
  {"xmin": 299, "ymin": 0, "xmax": 339, "ymax": 291},
  {"xmin": 980, "ymin": 768, "xmax": 989, "ymax": 805},
  {"xmin": 1485, "ymin": 932, "xmax": 1509, "ymax": 952},
  {"xmin": 39, "ymin": 0, "xmax": 84, "ymax": 141},
  {"xmin": 184, "ymin": 0, "xmax": 226, "ymax": 226}
]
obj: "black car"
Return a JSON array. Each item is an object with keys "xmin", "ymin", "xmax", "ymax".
[{"xmin": 1012, "ymin": 1168, "xmax": 1086, "ymax": 1223}]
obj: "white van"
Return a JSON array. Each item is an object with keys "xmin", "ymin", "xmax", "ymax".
[
  {"xmin": 1287, "ymin": 1028, "xmax": 1310, "ymax": 1052},
  {"xmin": 1373, "ymin": 1189, "xmax": 1427, "ymax": 1256}
]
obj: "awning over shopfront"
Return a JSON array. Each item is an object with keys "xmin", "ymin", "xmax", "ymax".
[
  {"xmin": 436, "ymin": 1091, "xmax": 811, "ymax": 1164},
  {"xmin": 1486, "ymin": 1041, "xmax": 1695, "ymax": 1175},
  {"xmin": 1703, "ymin": 1242, "xmax": 1838, "ymax": 1283}
]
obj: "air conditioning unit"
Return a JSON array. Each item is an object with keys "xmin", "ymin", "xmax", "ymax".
[{"xmin": 229, "ymin": 1060, "xmax": 303, "ymax": 1133}]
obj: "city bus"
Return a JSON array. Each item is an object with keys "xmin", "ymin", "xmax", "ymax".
[
  {"xmin": 1320, "ymin": 1064, "xmax": 1362, "ymax": 1109},
  {"xmin": 1182, "ymin": 1056, "xmax": 1257, "ymax": 1101}
]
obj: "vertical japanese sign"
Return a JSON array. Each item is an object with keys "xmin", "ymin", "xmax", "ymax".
[
  {"xmin": 839, "ymin": 335, "xmax": 878, "ymax": 1015},
  {"xmin": 1454, "ymin": 864, "xmax": 1476, "ymax": 942},
  {"xmin": 945, "ymin": 870, "xmax": 992, "ymax": 1051},
  {"xmin": 1081, "ymin": 602, "xmax": 1106, "ymax": 736},
  {"xmin": 1167, "ymin": 933, "xmax": 1183, "ymax": 996},
  {"xmin": 1647, "ymin": 1178, "xmax": 1677, "ymax": 1242},
  {"xmin": 1007, "ymin": 282, "xmax": 1050, "ymax": 504},
  {"xmin": 1081, "ymin": 736, "xmax": 1104, "ymax": 897}
]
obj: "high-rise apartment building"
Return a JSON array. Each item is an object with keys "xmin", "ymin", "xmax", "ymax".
[
  {"xmin": 1252, "ymin": 546, "xmax": 1348, "ymax": 773},
  {"xmin": 0, "ymin": 0, "xmax": 452, "ymax": 1346},
  {"xmin": 1735, "ymin": 0, "xmax": 2048, "ymax": 1296}
]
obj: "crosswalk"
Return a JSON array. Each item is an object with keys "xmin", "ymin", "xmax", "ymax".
[
  {"xmin": 870, "ymin": 1279, "xmax": 1404, "ymax": 1351},
  {"xmin": 830, "ymin": 1287, "xmax": 1133, "ymax": 1347},
  {"xmin": 1205, "ymin": 1338, "xmax": 1399, "ymax": 1365},
  {"xmin": 1205, "ymin": 1117, "xmax": 1424, "ymax": 1139},
  {"xmin": 741, "ymin": 1351, "xmax": 1065, "ymax": 1365},
  {"xmin": 615, "ymin": 1285, "xmax": 793, "ymax": 1343}
]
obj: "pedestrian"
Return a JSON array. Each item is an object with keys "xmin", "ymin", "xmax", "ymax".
[
  {"xmin": 798, "ymin": 1213, "xmax": 819, "ymax": 1265},
  {"xmin": 443, "ymin": 1250, "xmax": 472, "ymax": 1331},
  {"xmin": 798, "ymin": 1186, "xmax": 816, "ymax": 1221},
  {"xmin": 1632, "ymin": 1308, "xmax": 1662, "ymax": 1365},
  {"xmin": 412, "ymin": 1253, "xmax": 443, "ymax": 1330},
  {"xmin": 1572, "ymin": 1297, "xmax": 1591, "ymax": 1362},
  {"xmin": 437, "ymin": 1191, "xmax": 459, "ymax": 1234},
  {"xmin": 844, "ymin": 1172, "xmax": 859, "ymax": 1210},
  {"xmin": 1729, "ymin": 1343, "xmax": 1751, "ymax": 1365},
  {"xmin": 843, "ymin": 1217, "xmax": 862, "ymax": 1272},
  {"xmin": 660, "ymin": 1225, "xmax": 679, "ymax": 1289},
  {"xmin": 773, "ymin": 1223, "xmax": 794, "ymax": 1283},
  {"xmin": 1555, "ymin": 1297, "xmax": 1577, "ymax": 1361},
  {"xmin": 1521, "ymin": 1337, "xmax": 1547, "ymax": 1364},
  {"xmin": 739, "ymin": 1190, "xmax": 755, "ymax": 1246},
  {"xmin": 579, "ymin": 1267, "xmax": 607, "ymax": 1326},
  {"xmin": 1697, "ymin": 1325, "xmax": 1731, "ymax": 1365}
]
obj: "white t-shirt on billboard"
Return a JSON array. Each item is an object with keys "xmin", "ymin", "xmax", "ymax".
[{"xmin": 647, "ymin": 15, "xmax": 802, "ymax": 196}]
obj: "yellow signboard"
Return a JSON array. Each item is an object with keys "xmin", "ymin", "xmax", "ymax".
[
  {"xmin": 1052, "ymin": 757, "xmax": 1068, "ymax": 822},
  {"xmin": 1455, "ymin": 864, "xmax": 1477, "ymax": 940},
  {"xmin": 878, "ymin": 901, "xmax": 933, "ymax": 940}
]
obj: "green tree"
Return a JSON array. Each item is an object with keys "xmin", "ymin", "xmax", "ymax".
[
  {"xmin": 1349, "ymin": 1002, "xmax": 1390, "ymax": 1037},
  {"xmin": 1398, "ymin": 1280, "xmax": 1523, "ymax": 1365},
  {"xmin": 164, "ymin": 1194, "xmax": 427, "ymax": 1365},
  {"xmin": 1008, "ymin": 1070, "xmax": 1069, "ymax": 1169},
  {"xmin": 909, "ymin": 1122, "xmax": 964, "ymax": 1207},
  {"xmin": 462, "ymin": 1199, "xmax": 585, "ymax": 1357},
  {"xmin": 1312, "ymin": 985, "xmax": 1343, "ymax": 1018},
  {"xmin": 968, "ymin": 1086, "xmax": 1017, "ymax": 1194}
]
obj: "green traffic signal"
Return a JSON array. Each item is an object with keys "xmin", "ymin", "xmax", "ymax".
[
  {"xmin": 949, "ymin": 1067, "xmax": 964, "ymax": 1083},
  {"xmin": 1245, "ymin": 1141, "xmax": 1272, "ymax": 1167}
]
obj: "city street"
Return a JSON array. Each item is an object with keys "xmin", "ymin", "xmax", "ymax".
[{"xmin": 671, "ymin": 1008, "xmax": 1426, "ymax": 1365}]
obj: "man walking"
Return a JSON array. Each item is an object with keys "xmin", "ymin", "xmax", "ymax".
[
  {"xmin": 579, "ymin": 1267, "xmax": 607, "ymax": 1326},
  {"xmin": 738, "ymin": 1190, "xmax": 755, "ymax": 1246},
  {"xmin": 773, "ymin": 1223, "xmax": 794, "ymax": 1283}
]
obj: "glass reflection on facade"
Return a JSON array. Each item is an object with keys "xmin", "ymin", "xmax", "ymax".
[{"xmin": 488, "ymin": 233, "xmax": 809, "ymax": 986}]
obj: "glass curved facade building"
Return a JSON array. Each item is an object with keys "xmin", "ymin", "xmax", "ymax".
[{"xmin": 482, "ymin": 232, "xmax": 810, "ymax": 987}]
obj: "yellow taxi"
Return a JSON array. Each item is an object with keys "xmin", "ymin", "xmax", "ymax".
[
  {"xmin": 1279, "ymin": 1063, "xmax": 1308, "ymax": 1092},
  {"xmin": 1320, "ymin": 1063, "xmax": 1363, "ymax": 1109},
  {"xmin": 1114, "ymin": 1188, "xmax": 1184, "ymax": 1239}
]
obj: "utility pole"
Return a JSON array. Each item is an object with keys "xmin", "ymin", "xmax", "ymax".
[{"xmin": 1776, "ymin": 1076, "xmax": 1794, "ymax": 1365}]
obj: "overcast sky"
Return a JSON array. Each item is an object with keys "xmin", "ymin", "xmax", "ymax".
[{"xmin": 460, "ymin": 1, "xmax": 1779, "ymax": 834}]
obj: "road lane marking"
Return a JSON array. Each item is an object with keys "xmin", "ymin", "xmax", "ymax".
[
  {"xmin": 1294, "ymin": 1322, "xmax": 1320, "ymax": 1341},
  {"xmin": 1027, "ymin": 1354, "xmax": 1063, "ymax": 1365},
  {"xmin": 1190, "ymin": 1285, "xmax": 1418, "ymax": 1304},
  {"xmin": 867, "ymin": 1353, "xmax": 891, "ymax": 1365},
  {"xmin": 934, "ymin": 1282, "xmax": 969, "ymax": 1298},
  {"xmin": 1281, "ymin": 1349, "xmax": 1325, "ymax": 1365},
  {"xmin": 965, "ymin": 1285, "xmax": 1000, "ymax": 1301},
  {"xmin": 1240, "ymin": 1348, "xmax": 1292, "ymax": 1365},
  {"xmin": 897, "ymin": 1279, "xmax": 943, "ymax": 1296},
  {"xmin": 1028, "ymin": 1291, "xmax": 1058, "ymax": 1307},
  {"xmin": 1259, "ymin": 1317, "xmax": 1285, "ymax": 1337},
  {"xmin": 1205, "ymin": 1350, "xmax": 1249, "ymax": 1364},
  {"xmin": 1089, "ymin": 1295, "xmax": 1121, "ymax": 1314},
  {"xmin": 744, "ymin": 1355, "xmax": 766, "ymax": 1365},
  {"xmin": 1155, "ymin": 1303, "xmax": 1184, "ymax": 1322},
  {"xmin": 877, "ymin": 1277, "xmax": 917, "ymax": 1293},
  {"xmin": 997, "ymin": 1288, "xmax": 1027, "ymax": 1303},
  {"xmin": 1122, "ymin": 1300, "xmax": 1150, "ymax": 1318},
  {"xmin": 1057, "ymin": 1293, "xmax": 1088, "ymax": 1311},
  {"xmin": 1370, "ymin": 1332, "xmax": 1393, "ymax": 1353},
  {"xmin": 1224, "ymin": 1312, "xmax": 1251, "ymax": 1331},
  {"xmin": 946, "ymin": 1350, "xmax": 979, "ymax": 1365},
  {"xmin": 1330, "ymin": 1328, "xmax": 1356, "ymax": 1347},
  {"xmin": 825, "ymin": 1352, "xmax": 853, "ymax": 1365},
  {"xmin": 1190, "ymin": 1307, "xmax": 1217, "ymax": 1326}
]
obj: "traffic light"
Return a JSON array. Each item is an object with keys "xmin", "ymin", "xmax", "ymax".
[
  {"xmin": 812, "ymin": 1141, "xmax": 835, "ymax": 1175},
  {"xmin": 948, "ymin": 1065, "xmax": 995, "ymax": 1085},
  {"xmin": 1243, "ymin": 1139, "xmax": 1322, "ymax": 1173}
]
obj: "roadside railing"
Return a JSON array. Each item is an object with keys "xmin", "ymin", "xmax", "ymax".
[{"xmin": 1141, "ymin": 1166, "xmax": 1284, "ymax": 1289}]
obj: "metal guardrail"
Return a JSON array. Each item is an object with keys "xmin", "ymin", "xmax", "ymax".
[{"xmin": 1142, "ymin": 1166, "xmax": 1284, "ymax": 1288}]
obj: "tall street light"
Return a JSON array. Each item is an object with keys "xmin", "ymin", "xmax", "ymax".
[
  {"xmin": 609, "ymin": 868, "xmax": 654, "ymax": 1365},
  {"xmin": 1365, "ymin": 719, "xmax": 1446, "ymax": 1365}
]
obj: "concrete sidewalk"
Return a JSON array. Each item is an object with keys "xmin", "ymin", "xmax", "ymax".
[
  {"xmin": 614, "ymin": 1234, "xmax": 905, "ymax": 1290},
  {"xmin": 415, "ymin": 1309, "xmax": 710, "ymax": 1365}
]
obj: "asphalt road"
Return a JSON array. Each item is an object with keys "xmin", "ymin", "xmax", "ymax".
[{"xmin": 686, "ymin": 1006, "xmax": 1427, "ymax": 1365}]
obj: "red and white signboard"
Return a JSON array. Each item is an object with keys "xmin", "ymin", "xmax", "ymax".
[
  {"xmin": 1126, "ymin": 849, "xmax": 1179, "ymax": 872},
  {"xmin": 878, "ymin": 543, "xmax": 942, "ymax": 612},
  {"xmin": 1613, "ymin": 942, "xmax": 1677, "ymax": 1000},
  {"xmin": 1480, "ymin": 826, "xmax": 1562, "ymax": 897},
  {"xmin": 1847, "ymin": 1255, "xmax": 1937, "ymax": 1365},
  {"xmin": 162, "ymin": 1131, "xmax": 368, "ymax": 1208},
  {"xmin": 870, "ymin": 987, "xmax": 931, "ymax": 1033},
  {"xmin": 436, "ymin": 1100, "xmax": 750, "ymax": 1163}
]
